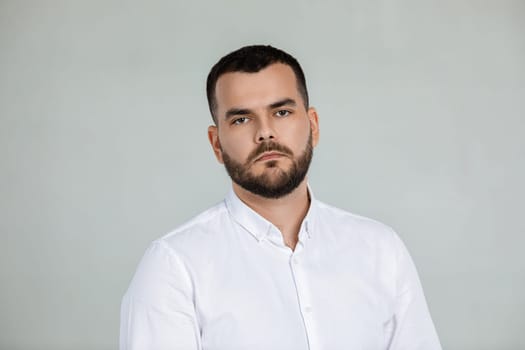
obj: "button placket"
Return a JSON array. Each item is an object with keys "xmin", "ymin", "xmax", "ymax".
[{"xmin": 290, "ymin": 251, "xmax": 319, "ymax": 349}]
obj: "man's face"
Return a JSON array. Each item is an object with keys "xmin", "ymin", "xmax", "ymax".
[{"xmin": 208, "ymin": 63, "xmax": 319, "ymax": 199}]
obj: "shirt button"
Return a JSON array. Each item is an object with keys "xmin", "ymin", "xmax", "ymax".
[{"xmin": 304, "ymin": 306, "xmax": 312, "ymax": 313}]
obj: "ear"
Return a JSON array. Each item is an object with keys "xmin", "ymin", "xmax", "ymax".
[
  {"xmin": 208, "ymin": 125, "xmax": 224, "ymax": 164},
  {"xmin": 307, "ymin": 107, "xmax": 320, "ymax": 147}
]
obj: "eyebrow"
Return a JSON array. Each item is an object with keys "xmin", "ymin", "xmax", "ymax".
[
  {"xmin": 269, "ymin": 98, "xmax": 297, "ymax": 109},
  {"xmin": 224, "ymin": 107, "xmax": 251, "ymax": 120},
  {"xmin": 224, "ymin": 98, "xmax": 298, "ymax": 120}
]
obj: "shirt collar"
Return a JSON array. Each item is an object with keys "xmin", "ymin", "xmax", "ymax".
[{"xmin": 224, "ymin": 185, "xmax": 318, "ymax": 242}]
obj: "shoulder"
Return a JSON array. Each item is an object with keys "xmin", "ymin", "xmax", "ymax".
[
  {"xmin": 128, "ymin": 200, "xmax": 230, "ymax": 287},
  {"xmin": 157, "ymin": 200, "xmax": 230, "ymax": 252},
  {"xmin": 316, "ymin": 200, "xmax": 395, "ymax": 235},
  {"xmin": 313, "ymin": 199, "xmax": 401, "ymax": 249}
]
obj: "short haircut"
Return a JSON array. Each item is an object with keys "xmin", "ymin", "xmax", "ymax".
[{"xmin": 206, "ymin": 45, "xmax": 309, "ymax": 124}]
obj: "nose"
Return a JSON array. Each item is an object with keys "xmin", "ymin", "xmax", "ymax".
[{"xmin": 255, "ymin": 117, "xmax": 276, "ymax": 143}]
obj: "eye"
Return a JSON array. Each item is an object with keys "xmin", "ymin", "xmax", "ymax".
[
  {"xmin": 232, "ymin": 117, "xmax": 249, "ymax": 125},
  {"xmin": 275, "ymin": 110, "xmax": 291, "ymax": 118}
]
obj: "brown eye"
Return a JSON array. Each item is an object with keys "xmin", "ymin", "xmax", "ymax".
[
  {"xmin": 275, "ymin": 110, "xmax": 291, "ymax": 118},
  {"xmin": 232, "ymin": 117, "xmax": 249, "ymax": 125}
]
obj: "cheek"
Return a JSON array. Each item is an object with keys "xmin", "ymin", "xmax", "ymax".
[
  {"xmin": 284, "ymin": 122, "xmax": 311, "ymax": 150},
  {"xmin": 218, "ymin": 132, "xmax": 251, "ymax": 160}
]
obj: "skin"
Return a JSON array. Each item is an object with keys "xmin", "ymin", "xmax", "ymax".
[{"xmin": 208, "ymin": 63, "xmax": 320, "ymax": 250}]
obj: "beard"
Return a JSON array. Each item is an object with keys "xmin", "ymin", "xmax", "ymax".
[{"xmin": 221, "ymin": 133, "xmax": 313, "ymax": 199}]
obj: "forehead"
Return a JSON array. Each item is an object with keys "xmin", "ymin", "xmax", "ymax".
[{"xmin": 214, "ymin": 63, "xmax": 301, "ymax": 114}]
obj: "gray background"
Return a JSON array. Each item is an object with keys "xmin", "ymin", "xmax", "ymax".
[{"xmin": 1, "ymin": 1, "xmax": 524, "ymax": 349}]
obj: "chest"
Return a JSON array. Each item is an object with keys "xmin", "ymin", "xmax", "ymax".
[{"xmin": 189, "ymin": 239, "xmax": 393, "ymax": 350}]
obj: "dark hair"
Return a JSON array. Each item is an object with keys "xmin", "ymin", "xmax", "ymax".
[{"xmin": 206, "ymin": 45, "xmax": 309, "ymax": 124}]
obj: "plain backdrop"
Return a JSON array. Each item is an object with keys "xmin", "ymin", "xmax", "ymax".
[{"xmin": 1, "ymin": 1, "xmax": 524, "ymax": 349}]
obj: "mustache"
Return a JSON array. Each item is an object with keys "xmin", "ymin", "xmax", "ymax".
[{"xmin": 247, "ymin": 141, "xmax": 293, "ymax": 164}]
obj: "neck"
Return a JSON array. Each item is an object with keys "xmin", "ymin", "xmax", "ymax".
[{"xmin": 232, "ymin": 180, "xmax": 310, "ymax": 250}]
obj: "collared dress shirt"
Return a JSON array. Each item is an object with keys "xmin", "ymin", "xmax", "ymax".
[{"xmin": 120, "ymin": 188, "xmax": 442, "ymax": 350}]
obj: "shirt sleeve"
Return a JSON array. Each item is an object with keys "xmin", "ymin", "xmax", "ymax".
[
  {"xmin": 120, "ymin": 240, "xmax": 200, "ymax": 350},
  {"xmin": 386, "ymin": 232, "xmax": 442, "ymax": 350}
]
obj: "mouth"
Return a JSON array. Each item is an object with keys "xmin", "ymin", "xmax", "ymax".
[{"xmin": 255, "ymin": 151, "xmax": 286, "ymax": 162}]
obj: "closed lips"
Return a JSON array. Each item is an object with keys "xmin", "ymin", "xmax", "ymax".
[{"xmin": 256, "ymin": 152, "xmax": 285, "ymax": 161}]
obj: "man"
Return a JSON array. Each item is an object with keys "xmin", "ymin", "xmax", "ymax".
[{"xmin": 120, "ymin": 45, "xmax": 442, "ymax": 350}]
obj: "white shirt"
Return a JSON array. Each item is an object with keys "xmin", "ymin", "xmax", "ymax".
[{"xmin": 120, "ymin": 188, "xmax": 442, "ymax": 350}]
